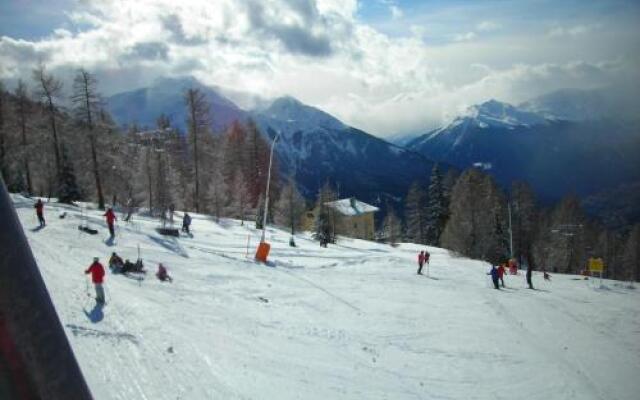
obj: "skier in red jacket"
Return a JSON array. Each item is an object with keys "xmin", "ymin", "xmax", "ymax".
[
  {"xmin": 103, "ymin": 208, "xmax": 117, "ymax": 238},
  {"xmin": 497, "ymin": 263, "xmax": 506, "ymax": 288},
  {"xmin": 417, "ymin": 251, "xmax": 425, "ymax": 275},
  {"xmin": 85, "ymin": 257, "xmax": 106, "ymax": 304},
  {"xmin": 34, "ymin": 199, "xmax": 45, "ymax": 227}
]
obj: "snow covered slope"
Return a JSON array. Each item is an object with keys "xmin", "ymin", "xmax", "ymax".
[{"xmin": 13, "ymin": 195, "xmax": 640, "ymax": 400}]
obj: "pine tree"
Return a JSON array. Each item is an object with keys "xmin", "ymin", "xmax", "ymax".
[
  {"xmin": 274, "ymin": 176, "xmax": 306, "ymax": 241},
  {"xmin": 405, "ymin": 182, "xmax": 427, "ymax": 244},
  {"xmin": 313, "ymin": 182, "xmax": 337, "ymax": 245},
  {"xmin": 383, "ymin": 203, "xmax": 402, "ymax": 246},
  {"xmin": 229, "ymin": 171, "xmax": 250, "ymax": 225},
  {"xmin": 425, "ymin": 164, "xmax": 447, "ymax": 245},
  {"xmin": 622, "ymin": 224, "xmax": 640, "ymax": 283},
  {"xmin": 255, "ymin": 192, "xmax": 265, "ymax": 229},
  {"xmin": 57, "ymin": 144, "xmax": 82, "ymax": 203},
  {"xmin": 440, "ymin": 168, "xmax": 508, "ymax": 264},
  {"xmin": 510, "ymin": 181, "xmax": 538, "ymax": 265},
  {"xmin": 0, "ymin": 80, "xmax": 7, "ymax": 184}
]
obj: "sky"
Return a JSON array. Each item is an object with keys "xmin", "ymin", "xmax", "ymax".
[{"xmin": 1, "ymin": 0, "xmax": 639, "ymax": 137}]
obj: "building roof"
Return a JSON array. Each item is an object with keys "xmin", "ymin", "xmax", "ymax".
[{"xmin": 325, "ymin": 197, "xmax": 379, "ymax": 216}]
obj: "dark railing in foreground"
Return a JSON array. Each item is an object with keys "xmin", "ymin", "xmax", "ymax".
[{"xmin": 0, "ymin": 178, "xmax": 93, "ymax": 399}]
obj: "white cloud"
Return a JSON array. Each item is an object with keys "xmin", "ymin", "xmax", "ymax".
[
  {"xmin": 0, "ymin": 0, "xmax": 637, "ymax": 137},
  {"xmin": 477, "ymin": 21, "xmax": 500, "ymax": 32},
  {"xmin": 453, "ymin": 32, "xmax": 477, "ymax": 42},
  {"xmin": 390, "ymin": 5, "xmax": 403, "ymax": 20}
]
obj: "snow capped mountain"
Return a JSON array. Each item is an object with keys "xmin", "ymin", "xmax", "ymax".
[
  {"xmin": 464, "ymin": 99, "xmax": 549, "ymax": 128},
  {"xmin": 256, "ymin": 96, "xmax": 346, "ymax": 131},
  {"xmin": 407, "ymin": 98, "xmax": 640, "ymax": 206},
  {"xmin": 249, "ymin": 96, "xmax": 436, "ymax": 202},
  {"xmin": 105, "ymin": 77, "xmax": 246, "ymax": 132},
  {"xmin": 106, "ymin": 78, "xmax": 437, "ymax": 205}
]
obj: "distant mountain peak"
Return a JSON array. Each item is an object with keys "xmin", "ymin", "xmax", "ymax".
[
  {"xmin": 463, "ymin": 99, "xmax": 548, "ymax": 129},
  {"xmin": 259, "ymin": 95, "xmax": 346, "ymax": 130}
]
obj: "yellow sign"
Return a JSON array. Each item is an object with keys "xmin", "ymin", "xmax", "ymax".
[{"xmin": 588, "ymin": 257, "xmax": 604, "ymax": 273}]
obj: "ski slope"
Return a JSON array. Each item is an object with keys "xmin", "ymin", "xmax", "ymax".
[{"xmin": 12, "ymin": 195, "xmax": 640, "ymax": 400}]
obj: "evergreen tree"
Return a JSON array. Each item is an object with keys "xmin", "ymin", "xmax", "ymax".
[
  {"xmin": 441, "ymin": 168, "xmax": 508, "ymax": 264},
  {"xmin": 383, "ymin": 203, "xmax": 402, "ymax": 246},
  {"xmin": 255, "ymin": 193, "xmax": 265, "ymax": 229},
  {"xmin": 57, "ymin": 144, "xmax": 82, "ymax": 203},
  {"xmin": 0, "ymin": 80, "xmax": 7, "ymax": 184},
  {"xmin": 425, "ymin": 164, "xmax": 447, "ymax": 245},
  {"xmin": 229, "ymin": 170, "xmax": 250, "ymax": 225},
  {"xmin": 510, "ymin": 181, "xmax": 538, "ymax": 265},
  {"xmin": 313, "ymin": 182, "xmax": 337, "ymax": 245},
  {"xmin": 405, "ymin": 182, "xmax": 427, "ymax": 244},
  {"xmin": 274, "ymin": 176, "xmax": 306, "ymax": 241},
  {"xmin": 622, "ymin": 224, "xmax": 640, "ymax": 283}
]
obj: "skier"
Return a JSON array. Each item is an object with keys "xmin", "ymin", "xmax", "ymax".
[
  {"xmin": 169, "ymin": 204, "xmax": 175, "ymax": 224},
  {"xmin": 497, "ymin": 263, "xmax": 506, "ymax": 288},
  {"xmin": 417, "ymin": 251, "xmax": 425, "ymax": 275},
  {"xmin": 108, "ymin": 252, "xmax": 124, "ymax": 273},
  {"xmin": 182, "ymin": 213, "xmax": 192, "ymax": 234},
  {"xmin": 543, "ymin": 268, "xmax": 551, "ymax": 281},
  {"xmin": 103, "ymin": 207, "xmax": 117, "ymax": 238},
  {"xmin": 85, "ymin": 257, "xmax": 106, "ymax": 304},
  {"xmin": 156, "ymin": 263, "xmax": 172, "ymax": 282},
  {"xmin": 424, "ymin": 250, "xmax": 430, "ymax": 275},
  {"xmin": 34, "ymin": 199, "xmax": 45, "ymax": 227},
  {"xmin": 526, "ymin": 263, "xmax": 534, "ymax": 289},
  {"xmin": 487, "ymin": 265, "xmax": 500, "ymax": 289}
]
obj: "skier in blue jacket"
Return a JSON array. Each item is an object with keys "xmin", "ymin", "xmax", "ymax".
[{"xmin": 488, "ymin": 265, "xmax": 500, "ymax": 290}]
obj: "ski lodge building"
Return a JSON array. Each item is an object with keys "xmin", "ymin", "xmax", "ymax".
[{"xmin": 304, "ymin": 197, "xmax": 379, "ymax": 240}]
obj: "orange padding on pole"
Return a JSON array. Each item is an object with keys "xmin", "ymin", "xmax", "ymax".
[{"xmin": 255, "ymin": 242, "xmax": 271, "ymax": 263}]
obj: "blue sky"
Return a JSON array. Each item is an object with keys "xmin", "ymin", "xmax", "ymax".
[{"xmin": 1, "ymin": 0, "xmax": 638, "ymax": 136}]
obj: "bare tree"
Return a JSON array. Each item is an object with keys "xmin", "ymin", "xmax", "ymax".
[
  {"xmin": 33, "ymin": 64, "xmax": 63, "ymax": 180},
  {"xmin": 14, "ymin": 80, "xmax": 33, "ymax": 194},
  {"xmin": 0, "ymin": 80, "xmax": 7, "ymax": 182},
  {"xmin": 71, "ymin": 69, "xmax": 105, "ymax": 209},
  {"xmin": 184, "ymin": 88, "xmax": 210, "ymax": 213},
  {"xmin": 274, "ymin": 176, "xmax": 306, "ymax": 240}
]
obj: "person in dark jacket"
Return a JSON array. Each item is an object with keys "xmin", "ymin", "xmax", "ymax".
[
  {"xmin": 182, "ymin": 213, "xmax": 192, "ymax": 234},
  {"xmin": 488, "ymin": 265, "xmax": 500, "ymax": 289},
  {"xmin": 526, "ymin": 264, "xmax": 534, "ymax": 289},
  {"xmin": 108, "ymin": 252, "xmax": 124, "ymax": 273},
  {"xmin": 34, "ymin": 199, "xmax": 45, "ymax": 227},
  {"xmin": 156, "ymin": 263, "xmax": 172, "ymax": 282},
  {"xmin": 104, "ymin": 208, "xmax": 117, "ymax": 237},
  {"xmin": 85, "ymin": 257, "xmax": 106, "ymax": 304}
]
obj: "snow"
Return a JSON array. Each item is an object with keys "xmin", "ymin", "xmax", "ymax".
[
  {"xmin": 325, "ymin": 198, "xmax": 379, "ymax": 216},
  {"xmin": 12, "ymin": 194, "xmax": 640, "ymax": 400}
]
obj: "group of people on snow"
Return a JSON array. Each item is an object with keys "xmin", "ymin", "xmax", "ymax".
[{"xmin": 486, "ymin": 259, "xmax": 549, "ymax": 290}]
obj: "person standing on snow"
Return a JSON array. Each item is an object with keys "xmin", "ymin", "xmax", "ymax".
[
  {"xmin": 182, "ymin": 213, "xmax": 192, "ymax": 234},
  {"xmin": 488, "ymin": 265, "xmax": 500, "ymax": 289},
  {"xmin": 34, "ymin": 199, "xmax": 45, "ymax": 227},
  {"xmin": 497, "ymin": 263, "xmax": 506, "ymax": 288},
  {"xmin": 417, "ymin": 251, "xmax": 425, "ymax": 275},
  {"xmin": 85, "ymin": 257, "xmax": 106, "ymax": 304},
  {"xmin": 104, "ymin": 207, "xmax": 117, "ymax": 237},
  {"xmin": 526, "ymin": 263, "xmax": 534, "ymax": 289}
]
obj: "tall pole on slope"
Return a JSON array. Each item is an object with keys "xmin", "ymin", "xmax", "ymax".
[
  {"xmin": 0, "ymin": 177, "xmax": 93, "ymax": 399},
  {"xmin": 260, "ymin": 132, "xmax": 281, "ymax": 243}
]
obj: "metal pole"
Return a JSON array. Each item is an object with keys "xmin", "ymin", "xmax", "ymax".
[
  {"xmin": 0, "ymin": 177, "xmax": 93, "ymax": 399},
  {"xmin": 260, "ymin": 133, "xmax": 280, "ymax": 243}
]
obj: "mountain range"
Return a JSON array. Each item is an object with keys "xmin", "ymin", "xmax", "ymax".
[
  {"xmin": 105, "ymin": 77, "xmax": 438, "ymax": 207},
  {"xmin": 105, "ymin": 79, "xmax": 640, "ymax": 226}
]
